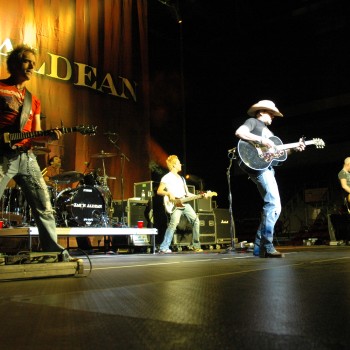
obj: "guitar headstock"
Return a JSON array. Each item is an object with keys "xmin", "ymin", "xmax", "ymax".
[
  {"xmin": 206, "ymin": 190, "xmax": 218, "ymax": 197},
  {"xmin": 313, "ymin": 138, "xmax": 325, "ymax": 149},
  {"xmin": 76, "ymin": 125, "xmax": 97, "ymax": 136}
]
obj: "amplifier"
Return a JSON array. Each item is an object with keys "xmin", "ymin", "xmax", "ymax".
[
  {"xmin": 196, "ymin": 197, "xmax": 213, "ymax": 212},
  {"xmin": 111, "ymin": 200, "xmax": 128, "ymax": 224},
  {"xmin": 127, "ymin": 199, "xmax": 150, "ymax": 246},
  {"xmin": 186, "ymin": 185, "xmax": 196, "ymax": 211},
  {"xmin": 127, "ymin": 199, "xmax": 148, "ymax": 227},
  {"xmin": 134, "ymin": 181, "xmax": 159, "ymax": 200},
  {"xmin": 213, "ymin": 208, "xmax": 233, "ymax": 244}
]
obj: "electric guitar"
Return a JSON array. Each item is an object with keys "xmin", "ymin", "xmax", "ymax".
[
  {"xmin": 237, "ymin": 136, "xmax": 325, "ymax": 171},
  {"xmin": 0, "ymin": 125, "xmax": 97, "ymax": 151},
  {"xmin": 164, "ymin": 191, "xmax": 217, "ymax": 214}
]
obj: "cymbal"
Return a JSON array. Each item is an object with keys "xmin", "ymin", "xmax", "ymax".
[
  {"xmin": 32, "ymin": 146, "xmax": 51, "ymax": 155},
  {"xmin": 51, "ymin": 171, "xmax": 84, "ymax": 184},
  {"xmin": 91, "ymin": 151, "xmax": 117, "ymax": 158}
]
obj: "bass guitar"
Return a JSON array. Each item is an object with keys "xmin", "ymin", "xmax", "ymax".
[
  {"xmin": 0, "ymin": 125, "xmax": 97, "ymax": 151},
  {"xmin": 164, "ymin": 191, "xmax": 217, "ymax": 214},
  {"xmin": 237, "ymin": 136, "xmax": 325, "ymax": 171}
]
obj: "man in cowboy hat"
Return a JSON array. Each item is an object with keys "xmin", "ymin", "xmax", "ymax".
[{"xmin": 235, "ymin": 100, "xmax": 305, "ymax": 258}]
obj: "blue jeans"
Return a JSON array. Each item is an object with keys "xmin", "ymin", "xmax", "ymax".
[
  {"xmin": 160, "ymin": 203, "xmax": 200, "ymax": 251},
  {"xmin": 0, "ymin": 151, "xmax": 65, "ymax": 252},
  {"xmin": 249, "ymin": 167, "xmax": 281, "ymax": 254}
]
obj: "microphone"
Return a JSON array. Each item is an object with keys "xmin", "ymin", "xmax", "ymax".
[{"xmin": 104, "ymin": 132, "xmax": 118, "ymax": 136}]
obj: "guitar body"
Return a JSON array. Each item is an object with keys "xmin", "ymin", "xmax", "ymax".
[
  {"xmin": 237, "ymin": 136, "xmax": 287, "ymax": 171},
  {"xmin": 164, "ymin": 191, "xmax": 217, "ymax": 214},
  {"xmin": 163, "ymin": 196, "xmax": 187, "ymax": 214},
  {"xmin": 237, "ymin": 136, "xmax": 325, "ymax": 171}
]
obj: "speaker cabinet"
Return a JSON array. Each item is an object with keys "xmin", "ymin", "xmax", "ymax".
[
  {"xmin": 173, "ymin": 216, "xmax": 193, "ymax": 246},
  {"xmin": 112, "ymin": 200, "xmax": 128, "ymax": 224},
  {"xmin": 186, "ymin": 185, "xmax": 196, "ymax": 211},
  {"xmin": 126, "ymin": 199, "xmax": 151, "ymax": 246},
  {"xmin": 196, "ymin": 197, "xmax": 213, "ymax": 212},
  {"xmin": 173, "ymin": 213, "xmax": 216, "ymax": 246},
  {"xmin": 173, "ymin": 232, "xmax": 193, "ymax": 246},
  {"xmin": 213, "ymin": 208, "xmax": 233, "ymax": 244},
  {"xmin": 134, "ymin": 181, "xmax": 159, "ymax": 200},
  {"xmin": 127, "ymin": 199, "xmax": 148, "ymax": 226},
  {"xmin": 198, "ymin": 213, "xmax": 216, "ymax": 244}
]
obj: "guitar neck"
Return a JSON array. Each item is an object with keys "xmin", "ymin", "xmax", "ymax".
[
  {"xmin": 8, "ymin": 127, "xmax": 79, "ymax": 142},
  {"xmin": 277, "ymin": 140, "xmax": 315, "ymax": 151},
  {"xmin": 181, "ymin": 194, "xmax": 203, "ymax": 203}
]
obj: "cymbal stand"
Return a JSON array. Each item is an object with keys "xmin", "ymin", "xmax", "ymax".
[
  {"xmin": 52, "ymin": 180, "xmax": 60, "ymax": 199},
  {"xmin": 3, "ymin": 188, "xmax": 14, "ymax": 228},
  {"xmin": 0, "ymin": 191, "xmax": 8, "ymax": 226},
  {"xmin": 107, "ymin": 135, "xmax": 129, "ymax": 227},
  {"xmin": 100, "ymin": 157, "xmax": 107, "ymax": 187}
]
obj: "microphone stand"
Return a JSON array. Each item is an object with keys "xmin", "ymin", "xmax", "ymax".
[
  {"xmin": 107, "ymin": 135, "xmax": 130, "ymax": 227},
  {"xmin": 223, "ymin": 148, "xmax": 237, "ymax": 254}
]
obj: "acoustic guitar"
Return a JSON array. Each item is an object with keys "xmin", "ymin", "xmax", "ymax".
[{"xmin": 236, "ymin": 136, "xmax": 325, "ymax": 171}]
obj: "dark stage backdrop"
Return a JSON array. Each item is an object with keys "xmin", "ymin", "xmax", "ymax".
[{"xmin": 0, "ymin": 0, "xmax": 150, "ymax": 201}]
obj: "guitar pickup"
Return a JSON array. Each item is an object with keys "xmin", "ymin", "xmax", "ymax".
[{"xmin": 3, "ymin": 132, "xmax": 10, "ymax": 144}]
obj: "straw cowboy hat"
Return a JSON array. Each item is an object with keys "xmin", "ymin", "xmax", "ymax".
[{"xmin": 247, "ymin": 100, "xmax": 283, "ymax": 117}]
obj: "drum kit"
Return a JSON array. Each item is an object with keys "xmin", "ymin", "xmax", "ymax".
[{"xmin": 0, "ymin": 150, "xmax": 118, "ymax": 228}]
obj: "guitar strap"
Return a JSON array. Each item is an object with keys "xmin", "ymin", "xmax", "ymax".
[
  {"xmin": 20, "ymin": 89, "xmax": 32, "ymax": 131},
  {"xmin": 181, "ymin": 176, "xmax": 189, "ymax": 196}
]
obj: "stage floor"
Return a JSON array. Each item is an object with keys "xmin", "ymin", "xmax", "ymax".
[
  {"xmin": 0, "ymin": 226, "xmax": 158, "ymax": 253},
  {"xmin": 0, "ymin": 245, "xmax": 349, "ymax": 349}
]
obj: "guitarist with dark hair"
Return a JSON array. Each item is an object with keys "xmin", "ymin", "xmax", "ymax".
[
  {"xmin": 0, "ymin": 44, "xmax": 72, "ymax": 259},
  {"xmin": 157, "ymin": 155, "xmax": 212, "ymax": 253},
  {"xmin": 235, "ymin": 100, "xmax": 306, "ymax": 258}
]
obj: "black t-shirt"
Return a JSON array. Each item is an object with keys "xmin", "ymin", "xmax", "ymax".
[
  {"xmin": 243, "ymin": 118, "xmax": 273, "ymax": 139},
  {"xmin": 237, "ymin": 118, "xmax": 274, "ymax": 176}
]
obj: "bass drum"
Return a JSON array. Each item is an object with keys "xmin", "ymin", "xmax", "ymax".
[{"xmin": 55, "ymin": 185, "xmax": 106, "ymax": 227}]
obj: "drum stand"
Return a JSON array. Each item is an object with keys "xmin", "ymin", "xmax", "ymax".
[
  {"xmin": 1, "ymin": 188, "xmax": 23, "ymax": 228},
  {"xmin": 0, "ymin": 191, "xmax": 10, "ymax": 227},
  {"xmin": 106, "ymin": 135, "xmax": 130, "ymax": 228},
  {"xmin": 99, "ymin": 159, "xmax": 113, "ymax": 251},
  {"xmin": 52, "ymin": 180, "xmax": 60, "ymax": 200}
]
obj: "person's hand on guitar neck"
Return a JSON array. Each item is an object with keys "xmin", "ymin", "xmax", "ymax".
[
  {"xmin": 294, "ymin": 137, "xmax": 306, "ymax": 152},
  {"xmin": 288, "ymin": 137, "xmax": 306, "ymax": 154}
]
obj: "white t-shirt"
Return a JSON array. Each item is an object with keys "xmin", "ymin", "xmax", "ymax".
[{"xmin": 161, "ymin": 172, "xmax": 187, "ymax": 198}]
